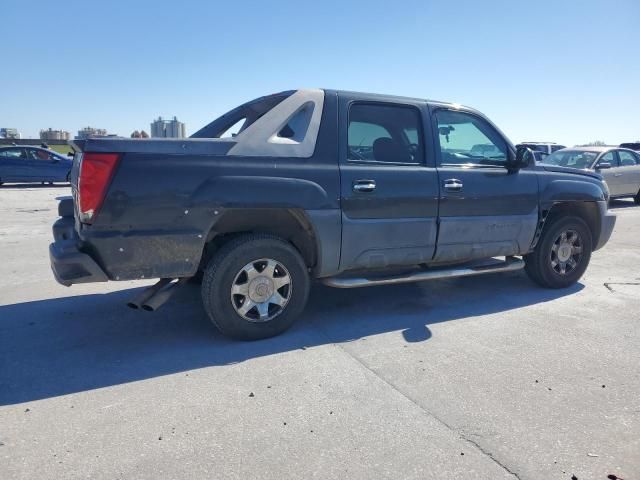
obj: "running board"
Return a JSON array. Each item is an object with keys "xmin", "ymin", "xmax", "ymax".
[{"xmin": 321, "ymin": 256, "xmax": 524, "ymax": 289}]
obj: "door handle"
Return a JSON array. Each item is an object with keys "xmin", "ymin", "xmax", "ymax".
[
  {"xmin": 443, "ymin": 178, "xmax": 463, "ymax": 191},
  {"xmin": 353, "ymin": 179, "xmax": 376, "ymax": 193},
  {"xmin": 614, "ymin": 173, "xmax": 623, "ymax": 177}
]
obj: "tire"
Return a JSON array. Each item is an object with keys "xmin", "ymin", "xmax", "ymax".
[
  {"xmin": 634, "ymin": 189, "xmax": 640, "ymax": 205},
  {"xmin": 524, "ymin": 215, "xmax": 592, "ymax": 289},
  {"xmin": 201, "ymin": 234, "xmax": 310, "ymax": 340}
]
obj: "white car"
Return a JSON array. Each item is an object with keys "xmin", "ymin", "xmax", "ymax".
[{"xmin": 542, "ymin": 146, "xmax": 640, "ymax": 203}]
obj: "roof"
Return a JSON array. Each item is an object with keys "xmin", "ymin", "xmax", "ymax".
[{"xmin": 324, "ymin": 88, "xmax": 466, "ymax": 109}]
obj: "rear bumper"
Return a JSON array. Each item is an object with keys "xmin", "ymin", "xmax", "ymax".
[
  {"xmin": 49, "ymin": 215, "xmax": 108, "ymax": 286},
  {"xmin": 594, "ymin": 201, "xmax": 616, "ymax": 251}
]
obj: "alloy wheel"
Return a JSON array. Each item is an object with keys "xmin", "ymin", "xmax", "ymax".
[
  {"xmin": 230, "ymin": 258, "xmax": 292, "ymax": 322},
  {"xmin": 550, "ymin": 229, "xmax": 583, "ymax": 275}
]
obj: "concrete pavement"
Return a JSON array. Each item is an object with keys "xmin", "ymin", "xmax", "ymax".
[{"xmin": 0, "ymin": 185, "xmax": 638, "ymax": 479}]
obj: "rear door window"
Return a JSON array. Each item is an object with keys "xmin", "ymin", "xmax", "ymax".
[
  {"xmin": 347, "ymin": 103, "xmax": 424, "ymax": 164},
  {"xmin": 618, "ymin": 151, "xmax": 638, "ymax": 166},
  {"xmin": 0, "ymin": 148, "xmax": 26, "ymax": 159}
]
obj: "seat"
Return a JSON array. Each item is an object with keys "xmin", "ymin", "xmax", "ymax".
[{"xmin": 373, "ymin": 137, "xmax": 412, "ymax": 163}]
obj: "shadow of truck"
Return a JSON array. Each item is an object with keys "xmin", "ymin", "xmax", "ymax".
[{"xmin": 0, "ymin": 270, "xmax": 583, "ymax": 405}]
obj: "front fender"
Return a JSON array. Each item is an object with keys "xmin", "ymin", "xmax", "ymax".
[{"xmin": 539, "ymin": 179, "xmax": 607, "ymax": 209}]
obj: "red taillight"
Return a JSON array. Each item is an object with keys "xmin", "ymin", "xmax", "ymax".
[{"xmin": 78, "ymin": 152, "xmax": 120, "ymax": 224}]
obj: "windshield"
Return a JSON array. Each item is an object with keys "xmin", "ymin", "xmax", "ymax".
[{"xmin": 543, "ymin": 150, "xmax": 598, "ymax": 169}]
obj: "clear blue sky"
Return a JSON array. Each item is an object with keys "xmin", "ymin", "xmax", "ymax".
[{"xmin": 2, "ymin": 0, "xmax": 639, "ymax": 146}]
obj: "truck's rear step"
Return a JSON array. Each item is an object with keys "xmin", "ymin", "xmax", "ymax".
[{"xmin": 321, "ymin": 256, "xmax": 524, "ymax": 288}]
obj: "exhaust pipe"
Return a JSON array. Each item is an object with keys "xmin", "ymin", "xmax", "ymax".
[
  {"xmin": 127, "ymin": 278, "xmax": 172, "ymax": 309},
  {"xmin": 141, "ymin": 278, "xmax": 188, "ymax": 312}
]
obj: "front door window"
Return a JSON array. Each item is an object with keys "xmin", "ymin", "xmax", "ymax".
[{"xmin": 435, "ymin": 110, "xmax": 507, "ymax": 167}]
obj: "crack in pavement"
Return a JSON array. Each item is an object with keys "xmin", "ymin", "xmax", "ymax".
[
  {"xmin": 329, "ymin": 340, "xmax": 522, "ymax": 479},
  {"xmin": 604, "ymin": 282, "xmax": 640, "ymax": 292},
  {"xmin": 463, "ymin": 436, "xmax": 522, "ymax": 480}
]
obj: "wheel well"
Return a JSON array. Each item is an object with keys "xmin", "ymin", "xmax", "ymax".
[
  {"xmin": 200, "ymin": 208, "xmax": 317, "ymax": 270},
  {"xmin": 546, "ymin": 202, "xmax": 601, "ymax": 246}
]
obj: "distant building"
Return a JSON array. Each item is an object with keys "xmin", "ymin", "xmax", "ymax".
[
  {"xmin": 151, "ymin": 116, "xmax": 186, "ymax": 138},
  {"xmin": 0, "ymin": 128, "xmax": 20, "ymax": 139},
  {"xmin": 40, "ymin": 128, "xmax": 70, "ymax": 141},
  {"xmin": 76, "ymin": 127, "xmax": 109, "ymax": 140}
]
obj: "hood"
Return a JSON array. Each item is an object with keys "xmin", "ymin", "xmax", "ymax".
[{"xmin": 541, "ymin": 164, "xmax": 602, "ymax": 180}]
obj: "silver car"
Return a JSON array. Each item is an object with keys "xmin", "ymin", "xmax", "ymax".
[{"xmin": 542, "ymin": 146, "xmax": 640, "ymax": 203}]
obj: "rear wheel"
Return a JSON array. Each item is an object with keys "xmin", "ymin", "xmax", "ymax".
[
  {"xmin": 524, "ymin": 215, "xmax": 592, "ymax": 288},
  {"xmin": 201, "ymin": 234, "xmax": 310, "ymax": 340}
]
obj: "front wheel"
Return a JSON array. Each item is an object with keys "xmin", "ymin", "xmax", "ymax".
[
  {"xmin": 524, "ymin": 215, "xmax": 593, "ymax": 289},
  {"xmin": 201, "ymin": 234, "xmax": 310, "ymax": 340}
]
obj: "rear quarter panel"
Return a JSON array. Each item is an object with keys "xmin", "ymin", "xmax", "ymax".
[{"xmin": 79, "ymin": 92, "xmax": 341, "ymax": 280}]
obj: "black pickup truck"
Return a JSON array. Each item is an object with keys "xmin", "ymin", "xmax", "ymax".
[{"xmin": 50, "ymin": 89, "xmax": 615, "ymax": 340}]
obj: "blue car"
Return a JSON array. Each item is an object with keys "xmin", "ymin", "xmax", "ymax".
[{"xmin": 0, "ymin": 146, "xmax": 73, "ymax": 185}]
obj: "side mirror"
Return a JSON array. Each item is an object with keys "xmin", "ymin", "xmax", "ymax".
[
  {"xmin": 510, "ymin": 145, "xmax": 533, "ymax": 171},
  {"xmin": 596, "ymin": 161, "xmax": 611, "ymax": 170}
]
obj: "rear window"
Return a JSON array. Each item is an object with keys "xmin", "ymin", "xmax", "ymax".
[{"xmin": 191, "ymin": 91, "xmax": 295, "ymax": 139}]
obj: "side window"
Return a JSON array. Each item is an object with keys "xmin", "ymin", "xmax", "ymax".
[
  {"xmin": 599, "ymin": 151, "xmax": 618, "ymax": 167},
  {"xmin": 618, "ymin": 151, "xmax": 638, "ymax": 166},
  {"xmin": 348, "ymin": 103, "xmax": 423, "ymax": 164},
  {"xmin": 27, "ymin": 149, "xmax": 53, "ymax": 161},
  {"xmin": 0, "ymin": 148, "xmax": 26, "ymax": 159},
  {"xmin": 277, "ymin": 101, "xmax": 314, "ymax": 142},
  {"xmin": 219, "ymin": 118, "xmax": 247, "ymax": 138},
  {"xmin": 435, "ymin": 110, "xmax": 507, "ymax": 166}
]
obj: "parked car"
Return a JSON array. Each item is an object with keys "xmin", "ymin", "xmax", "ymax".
[
  {"xmin": 49, "ymin": 89, "xmax": 615, "ymax": 340},
  {"xmin": 542, "ymin": 146, "xmax": 640, "ymax": 203},
  {"xmin": 0, "ymin": 146, "xmax": 73, "ymax": 185},
  {"xmin": 619, "ymin": 142, "xmax": 640, "ymax": 152}
]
